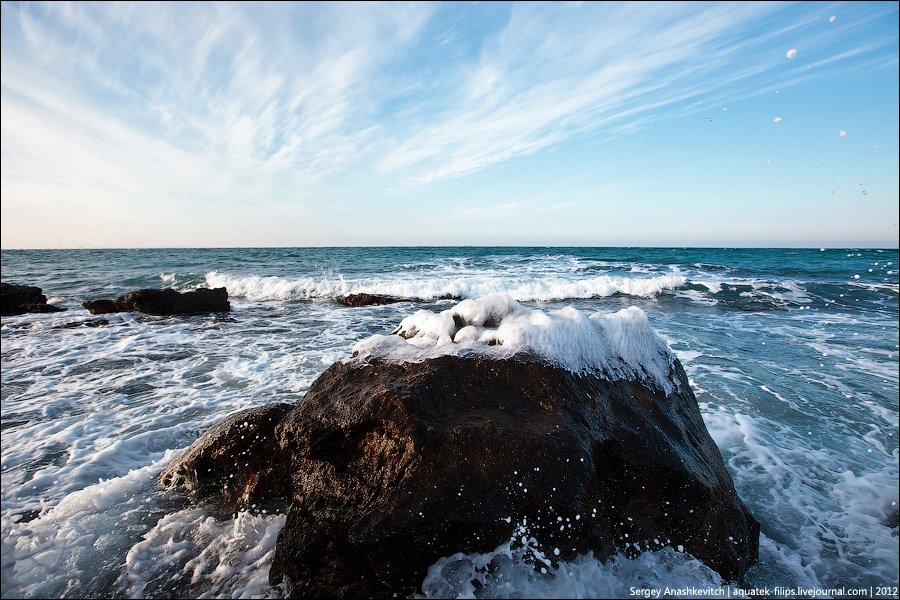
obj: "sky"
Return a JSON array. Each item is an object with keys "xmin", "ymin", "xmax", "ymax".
[{"xmin": 1, "ymin": 1, "xmax": 898, "ymax": 248}]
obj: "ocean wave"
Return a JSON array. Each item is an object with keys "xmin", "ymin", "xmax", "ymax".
[
  {"xmin": 3, "ymin": 247, "xmax": 897, "ymax": 600},
  {"xmin": 159, "ymin": 272, "xmax": 208, "ymax": 289},
  {"xmin": 203, "ymin": 271, "xmax": 687, "ymax": 302},
  {"xmin": 675, "ymin": 277, "xmax": 899, "ymax": 312},
  {"xmin": 201, "ymin": 270, "xmax": 899, "ymax": 312},
  {"xmin": 421, "ymin": 520, "xmax": 724, "ymax": 598}
]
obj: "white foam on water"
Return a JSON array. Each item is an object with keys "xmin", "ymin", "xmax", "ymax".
[
  {"xmin": 847, "ymin": 281, "xmax": 900, "ymax": 293},
  {"xmin": 159, "ymin": 272, "xmax": 207, "ymax": 289},
  {"xmin": 3, "ymin": 249, "xmax": 897, "ymax": 599},
  {"xmin": 677, "ymin": 277, "xmax": 818, "ymax": 308},
  {"xmin": 205, "ymin": 271, "xmax": 687, "ymax": 302},
  {"xmin": 1, "ymin": 456, "xmax": 172, "ymax": 599},
  {"xmin": 1, "ymin": 454, "xmax": 288, "ymax": 600},
  {"xmin": 673, "ymin": 349, "xmax": 703, "ymax": 364},
  {"xmin": 831, "ymin": 468, "xmax": 900, "ymax": 563},
  {"xmin": 696, "ymin": 281, "xmax": 723, "ymax": 294},
  {"xmin": 700, "ymin": 406, "xmax": 899, "ymax": 588},
  {"xmin": 348, "ymin": 295, "xmax": 678, "ymax": 393},
  {"xmin": 420, "ymin": 521, "xmax": 725, "ymax": 599},
  {"xmin": 118, "ymin": 508, "xmax": 287, "ymax": 599},
  {"xmin": 0, "ymin": 301, "xmax": 367, "ymax": 596},
  {"xmin": 674, "ymin": 289, "xmax": 719, "ymax": 306},
  {"xmin": 204, "ymin": 271, "xmax": 351, "ymax": 302},
  {"xmin": 765, "ymin": 280, "xmax": 815, "ymax": 306}
]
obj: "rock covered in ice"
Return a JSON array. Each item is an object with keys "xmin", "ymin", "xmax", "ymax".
[
  {"xmin": 1, "ymin": 282, "xmax": 66, "ymax": 316},
  {"xmin": 83, "ymin": 287, "xmax": 230, "ymax": 315},
  {"xmin": 162, "ymin": 297, "xmax": 759, "ymax": 598},
  {"xmin": 351, "ymin": 294, "xmax": 679, "ymax": 393}
]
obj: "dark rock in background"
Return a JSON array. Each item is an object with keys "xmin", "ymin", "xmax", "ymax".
[
  {"xmin": 57, "ymin": 319, "xmax": 111, "ymax": 329},
  {"xmin": 337, "ymin": 293, "xmax": 407, "ymax": 307},
  {"xmin": 83, "ymin": 287, "xmax": 230, "ymax": 315},
  {"xmin": 1, "ymin": 282, "xmax": 65, "ymax": 316}
]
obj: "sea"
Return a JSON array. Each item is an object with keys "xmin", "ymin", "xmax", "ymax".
[{"xmin": 1, "ymin": 247, "xmax": 897, "ymax": 599}]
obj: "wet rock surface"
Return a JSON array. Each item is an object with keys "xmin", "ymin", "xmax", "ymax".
[
  {"xmin": 160, "ymin": 403, "xmax": 294, "ymax": 505},
  {"xmin": 83, "ymin": 287, "xmax": 230, "ymax": 315},
  {"xmin": 886, "ymin": 508, "xmax": 899, "ymax": 529},
  {"xmin": 337, "ymin": 293, "xmax": 408, "ymax": 307},
  {"xmin": 162, "ymin": 355, "xmax": 759, "ymax": 597},
  {"xmin": 57, "ymin": 319, "xmax": 111, "ymax": 329},
  {"xmin": 1, "ymin": 282, "xmax": 65, "ymax": 316}
]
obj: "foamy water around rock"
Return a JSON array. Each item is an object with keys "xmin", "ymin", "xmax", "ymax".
[{"xmin": 1, "ymin": 247, "xmax": 897, "ymax": 598}]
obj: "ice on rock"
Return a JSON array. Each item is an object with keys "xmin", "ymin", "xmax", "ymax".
[{"xmin": 349, "ymin": 294, "xmax": 678, "ymax": 393}]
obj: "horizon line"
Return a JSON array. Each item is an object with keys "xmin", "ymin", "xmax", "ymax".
[{"xmin": 2, "ymin": 244, "xmax": 899, "ymax": 251}]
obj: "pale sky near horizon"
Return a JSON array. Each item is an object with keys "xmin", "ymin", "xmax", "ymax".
[{"xmin": 1, "ymin": 1, "xmax": 898, "ymax": 249}]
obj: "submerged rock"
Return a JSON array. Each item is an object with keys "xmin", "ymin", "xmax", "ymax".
[
  {"xmin": 57, "ymin": 318, "xmax": 110, "ymax": 329},
  {"xmin": 337, "ymin": 293, "xmax": 462, "ymax": 307},
  {"xmin": 886, "ymin": 508, "xmax": 899, "ymax": 529},
  {"xmin": 1, "ymin": 282, "xmax": 65, "ymax": 316},
  {"xmin": 162, "ymin": 297, "xmax": 759, "ymax": 597},
  {"xmin": 337, "ymin": 293, "xmax": 407, "ymax": 307},
  {"xmin": 83, "ymin": 287, "xmax": 230, "ymax": 315}
]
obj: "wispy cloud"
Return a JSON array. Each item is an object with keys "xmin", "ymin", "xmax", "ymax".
[
  {"xmin": 1, "ymin": 2, "xmax": 434, "ymax": 245},
  {"xmin": 1, "ymin": 1, "xmax": 896, "ymax": 247},
  {"xmin": 377, "ymin": 2, "xmax": 898, "ymax": 184}
]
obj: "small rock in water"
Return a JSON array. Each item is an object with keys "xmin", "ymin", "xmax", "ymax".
[
  {"xmin": 337, "ymin": 293, "xmax": 407, "ymax": 307},
  {"xmin": 83, "ymin": 287, "xmax": 230, "ymax": 315},
  {"xmin": 1, "ymin": 282, "xmax": 66, "ymax": 316}
]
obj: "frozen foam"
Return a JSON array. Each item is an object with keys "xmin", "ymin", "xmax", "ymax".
[{"xmin": 348, "ymin": 294, "xmax": 678, "ymax": 393}]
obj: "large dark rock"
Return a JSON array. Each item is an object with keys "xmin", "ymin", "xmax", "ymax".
[
  {"xmin": 1, "ymin": 282, "xmax": 65, "ymax": 316},
  {"xmin": 337, "ymin": 293, "xmax": 407, "ymax": 307},
  {"xmin": 83, "ymin": 287, "xmax": 230, "ymax": 315},
  {"xmin": 162, "ymin": 354, "xmax": 759, "ymax": 597}
]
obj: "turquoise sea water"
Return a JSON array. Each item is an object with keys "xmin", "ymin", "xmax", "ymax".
[{"xmin": 1, "ymin": 247, "xmax": 898, "ymax": 598}]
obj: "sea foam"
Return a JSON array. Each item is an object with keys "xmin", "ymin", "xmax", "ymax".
[
  {"xmin": 421, "ymin": 540, "xmax": 724, "ymax": 599},
  {"xmin": 348, "ymin": 294, "xmax": 677, "ymax": 393},
  {"xmin": 204, "ymin": 271, "xmax": 686, "ymax": 302},
  {"xmin": 420, "ymin": 515, "xmax": 725, "ymax": 599},
  {"xmin": 2, "ymin": 247, "xmax": 896, "ymax": 598}
]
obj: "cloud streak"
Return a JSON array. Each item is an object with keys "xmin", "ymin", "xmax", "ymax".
[
  {"xmin": 1, "ymin": 1, "xmax": 897, "ymax": 247},
  {"xmin": 378, "ymin": 2, "xmax": 898, "ymax": 184}
]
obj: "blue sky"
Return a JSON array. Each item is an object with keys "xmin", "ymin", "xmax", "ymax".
[{"xmin": 1, "ymin": 1, "xmax": 898, "ymax": 248}]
